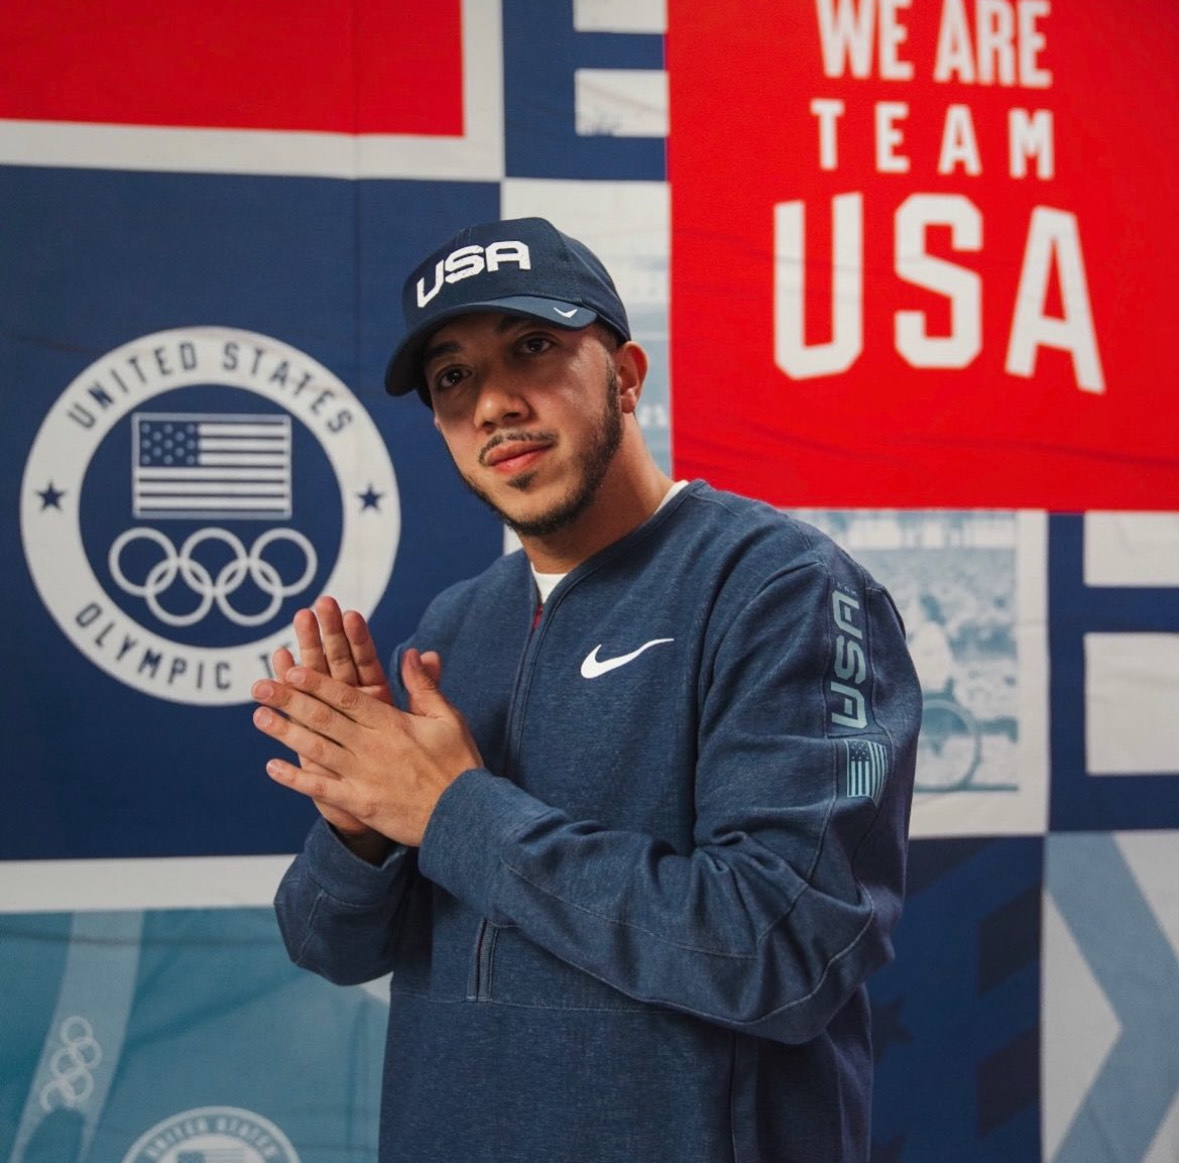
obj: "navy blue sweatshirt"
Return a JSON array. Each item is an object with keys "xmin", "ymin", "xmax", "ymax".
[{"xmin": 276, "ymin": 481, "xmax": 921, "ymax": 1162}]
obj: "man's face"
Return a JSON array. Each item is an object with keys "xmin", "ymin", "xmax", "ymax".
[{"xmin": 422, "ymin": 312, "xmax": 624, "ymax": 539}]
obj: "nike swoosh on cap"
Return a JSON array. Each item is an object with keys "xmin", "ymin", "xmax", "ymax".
[
  {"xmin": 580, "ymin": 638, "xmax": 674, "ymax": 679},
  {"xmin": 553, "ymin": 306, "xmax": 579, "ymax": 318}
]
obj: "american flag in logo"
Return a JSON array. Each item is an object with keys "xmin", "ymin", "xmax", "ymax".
[
  {"xmin": 843, "ymin": 739, "xmax": 889, "ymax": 804},
  {"xmin": 132, "ymin": 412, "xmax": 292, "ymax": 520}
]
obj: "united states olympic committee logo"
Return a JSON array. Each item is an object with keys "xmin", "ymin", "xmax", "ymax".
[
  {"xmin": 121, "ymin": 1105, "xmax": 299, "ymax": 1163},
  {"xmin": 21, "ymin": 327, "xmax": 398, "ymax": 706}
]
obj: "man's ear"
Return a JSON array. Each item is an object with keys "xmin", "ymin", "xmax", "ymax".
[{"xmin": 615, "ymin": 341, "xmax": 649, "ymax": 414}]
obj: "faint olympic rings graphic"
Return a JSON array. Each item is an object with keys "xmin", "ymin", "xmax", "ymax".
[
  {"xmin": 109, "ymin": 527, "xmax": 318, "ymax": 627},
  {"xmin": 39, "ymin": 1015, "xmax": 102, "ymax": 1111}
]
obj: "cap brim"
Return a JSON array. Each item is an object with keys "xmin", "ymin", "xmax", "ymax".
[{"xmin": 384, "ymin": 295, "xmax": 599, "ymax": 397}]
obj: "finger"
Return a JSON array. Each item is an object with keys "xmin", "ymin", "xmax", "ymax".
[
  {"xmin": 342, "ymin": 609, "xmax": 389, "ymax": 692},
  {"xmin": 266, "ymin": 761, "xmax": 388, "ymax": 847},
  {"xmin": 266, "ymin": 756, "xmax": 350, "ymax": 807},
  {"xmin": 401, "ymin": 648, "xmax": 454, "ymax": 720},
  {"xmin": 271, "ymin": 646, "xmax": 296, "ymax": 680},
  {"xmin": 259, "ymin": 667, "xmax": 390, "ymax": 731},
  {"xmin": 293, "ymin": 607, "xmax": 330, "ymax": 674},
  {"xmin": 419, "ymin": 650, "xmax": 443, "ymax": 685},
  {"xmin": 314, "ymin": 596, "xmax": 362, "ymax": 685},
  {"xmin": 252, "ymin": 692, "xmax": 352, "ymax": 771}
]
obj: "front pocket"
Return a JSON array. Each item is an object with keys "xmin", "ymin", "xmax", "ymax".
[{"xmin": 481, "ymin": 923, "xmax": 649, "ymax": 1011}]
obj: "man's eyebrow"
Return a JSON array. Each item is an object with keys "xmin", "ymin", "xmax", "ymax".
[
  {"xmin": 423, "ymin": 315, "xmax": 546, "ymax": 367},
  {"xmin": 496, "ymin": 314, "xmax": 527, "ymax": 334},
  {"xmin": 421, "ymin": 338, "xmax": 460, "ymax": 368}
]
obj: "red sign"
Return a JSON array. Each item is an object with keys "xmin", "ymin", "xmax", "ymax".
[
  {"xmin": 1, "ymin": 0, "xmax": 463, "ymax": 136},
  {"xmin": 669, "ymin": 0, "xmax": 1179, "ymax": 508}
]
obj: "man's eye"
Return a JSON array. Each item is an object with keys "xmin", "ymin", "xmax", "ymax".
[
  {"xmin": 432, "ymin": 367, "xmax": 466, "ymax": 392},
  {"xmin": 520, "ymin": 335, "xmax": 553, "ymax": 355}
]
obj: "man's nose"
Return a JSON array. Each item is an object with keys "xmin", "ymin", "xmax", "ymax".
[{"xmin": 474, "ymin": 374, "xmax": 530, "ymax": 428}]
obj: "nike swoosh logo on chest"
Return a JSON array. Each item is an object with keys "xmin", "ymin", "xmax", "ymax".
[{"xmin": 580, "ymin": 638, "xmax": 675, "ymax": 679}]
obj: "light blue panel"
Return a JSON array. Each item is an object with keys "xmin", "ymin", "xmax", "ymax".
[{"xmin": 0, "ymin": 907, "xmax": 387, "ymax": 1162}]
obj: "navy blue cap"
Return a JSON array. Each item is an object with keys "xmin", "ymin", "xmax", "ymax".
[{"xmin": 384, "ymin": 217, "xmax": 631, "ymax": 398}]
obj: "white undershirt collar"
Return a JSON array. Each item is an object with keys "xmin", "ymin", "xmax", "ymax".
[{"xmin": 531, "ymin": 480, "xmax": 689, "ymax": 605}]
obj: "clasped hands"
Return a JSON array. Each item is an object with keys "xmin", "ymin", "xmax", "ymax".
[{"xmin": 252, "ymin": 596, "xmax": 482, "ymax": 854}]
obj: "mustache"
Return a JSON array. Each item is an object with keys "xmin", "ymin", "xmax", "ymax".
[{"xmin": 478, "ymin": 431, "xmax": 557, "ymax": 467}]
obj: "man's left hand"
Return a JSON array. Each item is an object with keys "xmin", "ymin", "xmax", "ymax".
[{"xmin": 252, "ymin": 648, "xmax": 481, "ymax": 848}]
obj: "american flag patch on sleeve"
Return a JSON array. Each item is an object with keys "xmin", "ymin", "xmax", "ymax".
[{"xmin": 842, "ymin": 738, "xmax": 889, "ymax": 804}]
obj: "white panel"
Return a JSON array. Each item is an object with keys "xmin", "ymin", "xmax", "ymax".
[
  {"xmin": 574, "ymin": 69, "xmax": 668, "ymax": 138},
  {"xmin": 1084, "ymin": 512, "xmax": 1179, "ymax": 587},
  {"xmin": 501, "ymin": 179, "xmax": 669, "ymax": 304},
  {"xmin": 1085, "ymin": 633, "xmax": 1179, "ymax": 774},
  {"xmin": 0, "ymin": 0, "xmax": 503, "ymax": 180},
  {"xmin": 501, "ymin": 178, "xmax": 672, "ymax": 471},
  {"xmin": 0, "ymin": 855, "xmax": 294, "ymax": 913},
  {"xmin": 574, "ymin": 0, "xmax": 667, "ymax": 33},
  {"xmin": 918, "ymin": 511, "xmax": 1049, "ymax": 837},
  {"xmin": 778, "ymin": 509, "xmax": 1049, "ymax": 838},
  {"xmin": 907, "ymin": 511, "xmax": 1051, "ymax": 837}
]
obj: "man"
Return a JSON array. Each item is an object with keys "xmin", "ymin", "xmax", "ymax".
[{"xmin": 253, "ymin": 218, "xmax": 920, "ymax": 1162}]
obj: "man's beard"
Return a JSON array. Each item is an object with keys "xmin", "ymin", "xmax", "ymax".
[{"xmin": 458, "ymin": 367, "xmax": 623, "ymax": 539}]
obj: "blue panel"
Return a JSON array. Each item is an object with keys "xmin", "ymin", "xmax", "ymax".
[
  {"xmin": 869, "ymin": 837, "xmax": 1043, "ymax": 1162},
  {"xmin": 502, "ymin": 0, "xmax": 665, "ymax": 180},
  {"xmin": 1048, "ymin": 514, "xmax": 1179, "ymax": 831},
  {"xmin": 1, "ymin": 166, "xmax": 504, "ymax": 859}
]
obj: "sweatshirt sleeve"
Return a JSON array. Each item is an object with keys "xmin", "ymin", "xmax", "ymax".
[
  {"xmin": 274, "ymin": 816, "xmax": 418, "ymax": 986},
  {"xmin": 417, "ymin": 561, "xmax": 921, "ymax": 1045}
]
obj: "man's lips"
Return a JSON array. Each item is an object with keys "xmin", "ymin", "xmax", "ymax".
[{"xmin": 481, "ymin": 439, "xmax": 552, "ymax": 472}]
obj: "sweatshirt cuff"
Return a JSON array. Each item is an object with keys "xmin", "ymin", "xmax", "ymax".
[
  {"xmin": 418, "ymin": 768, "xmax": 553, "ymax": 917},
  {"xmin": 301, "ymin": 816, "xmax": 411, "ymax": 907}
]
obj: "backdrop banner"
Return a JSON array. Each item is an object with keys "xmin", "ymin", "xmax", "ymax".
[{"xmin": 2, "ymin": 3, "xmax": 1177, "ymax": 1162}]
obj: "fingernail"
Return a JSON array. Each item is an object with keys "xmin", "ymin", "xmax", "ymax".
[{"xmin": 254, "ymin": 681, "xmax": 274, "ymax": 700}]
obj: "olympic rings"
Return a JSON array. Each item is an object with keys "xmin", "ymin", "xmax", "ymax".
[
  {"xmin": 39, "ymin": 1015, "xmax": 102, "ymax": 1112},
  {"xmin": 108, "ymin": 526, "xmax": 318, "ymax": 627}
]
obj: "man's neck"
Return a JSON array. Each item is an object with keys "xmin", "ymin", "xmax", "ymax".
[{"xmin": 520, "ymin": 455, "xmax": 674, "ymax": 574}]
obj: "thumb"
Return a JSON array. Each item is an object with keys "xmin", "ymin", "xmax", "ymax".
[{"xmin": 401, "ymin": 648, "xmax": 451, "ymax": 719}]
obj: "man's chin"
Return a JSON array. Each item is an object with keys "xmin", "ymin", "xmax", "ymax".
[
  {"xmin": 461, "ymin": 473, "xmax": 571, "ymax": 538},
  {"xmin": 502, "ymin": 493, "xmax": 587, "ymax": 539}
]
